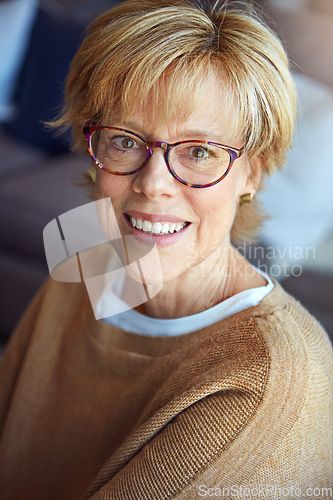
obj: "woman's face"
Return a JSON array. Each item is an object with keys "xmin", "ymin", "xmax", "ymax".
[{"xmin": 94, "ymin": 74, "xmax": 256, "ymax": 286}]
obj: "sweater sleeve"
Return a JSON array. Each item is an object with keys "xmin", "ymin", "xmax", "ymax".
[
  {"xmin": 86, "ymin": 389, "xmax": 262, "ymax": 499},
  {"xmin": 87, "ymin": 375, "xmax": 332, "ymax": 500}
]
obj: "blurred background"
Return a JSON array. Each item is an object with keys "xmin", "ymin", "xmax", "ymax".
[{"xmin": 0, "ymin": 0, "xmax": 332, "ymax": 346}]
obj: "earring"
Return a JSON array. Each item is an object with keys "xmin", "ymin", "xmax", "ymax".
[
  {"xmin": 87, "ymin": 166, "xmax": 96, "ymax": 184},
  {"xmin": 239, "ymin": 193, "xmax": 252, "ymax": 206}
]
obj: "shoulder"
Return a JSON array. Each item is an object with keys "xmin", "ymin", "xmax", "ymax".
[
  {"xmin": 245, "ymin": 281, "xmax": 333, "ymax": 387},
  {"xmin": 231, "ymin": 279, "xmax": 333, "ymax": 367},
  {"xmin": 229, "ymin": 281, "xmax": 333, "ymax": 443}
]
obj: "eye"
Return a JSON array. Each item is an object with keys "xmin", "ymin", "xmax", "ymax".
[
  {"xmin": 190, "ymin": 146, "xmax": 209, "ymax": 159},
  {"xmin": 113, "ymin": 136, "xmax": 138, "ymax": 149}
]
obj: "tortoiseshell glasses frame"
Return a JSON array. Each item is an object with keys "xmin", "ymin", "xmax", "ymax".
[{"xmin": 83, "ymin": 124, "xmax": 244, "ymax": 188}]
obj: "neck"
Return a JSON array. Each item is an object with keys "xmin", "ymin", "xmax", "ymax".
[{"xmin": 138, "ymin": 243, "xmax": 265, "ymax": 319}]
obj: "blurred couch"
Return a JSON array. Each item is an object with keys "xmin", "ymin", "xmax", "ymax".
[
  {"xmin": 0, "ymin": 0, "xmax": 97, "ymax": 343},
  {"xmin": 0, "ymin": 0, "xmax": 332, "ymax": 344},
  {"xmin": 0, "ymin": 133, "xmax": 90, "ymax": 341}
]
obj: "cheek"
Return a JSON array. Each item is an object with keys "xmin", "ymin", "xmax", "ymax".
[
  {"xmin": 193, "ymin": 177, "xmax": 239, "ymax": 224},
  {"xmin": 191, "ymin": 179, "xmax": 241, "ymax": 256},
  {"xmin": 94, "ymin": 170, "xmax": 125, "ymax": 201}
]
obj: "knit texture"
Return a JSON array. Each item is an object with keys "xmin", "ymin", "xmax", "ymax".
[{"xmin": 0, "ymin": 279, "xmax": 332, "ymax": 499}]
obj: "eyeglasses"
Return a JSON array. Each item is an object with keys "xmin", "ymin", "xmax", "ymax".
[{"xmin": 83, "ymin": 125, "xmax": 244, "ymax": 188}]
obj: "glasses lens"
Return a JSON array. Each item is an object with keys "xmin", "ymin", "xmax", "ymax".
[
  {"xmin": 170, "ymin": 143, "xmax": 231, "ymax": 186},
  {"xmin": 90, "ymin": 129, "xmax": 147, "ymax": 173}
]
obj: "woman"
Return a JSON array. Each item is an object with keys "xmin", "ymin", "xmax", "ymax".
[{"xmin": 0, "ymin": 0, "xmax": 332, "ymax": 498}]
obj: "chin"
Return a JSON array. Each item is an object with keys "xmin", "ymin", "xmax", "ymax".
[{"xmin": 124, "ymin": 252, "xmax": 189, "ymax": 290}]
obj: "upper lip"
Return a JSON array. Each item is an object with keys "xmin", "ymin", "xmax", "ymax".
[{"xmin": 125, "ymin": 211, "xmax": 189, "ymax": 223}]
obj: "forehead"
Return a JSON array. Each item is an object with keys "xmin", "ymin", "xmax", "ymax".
[{"xmin": 107, "ymin": 69, "xmax": 242, "ymax": 143}]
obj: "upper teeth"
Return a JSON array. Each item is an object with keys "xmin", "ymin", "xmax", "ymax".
[{"xmin": 130, "ymin": 217, "xmax": 186, "ymax": 234}]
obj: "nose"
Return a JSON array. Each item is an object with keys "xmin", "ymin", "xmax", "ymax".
[{"xmin": 132, "ymin": 143, "xmax": 177, "ymax": 199}]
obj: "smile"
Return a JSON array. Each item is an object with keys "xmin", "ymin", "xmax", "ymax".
[{"xmin": 128, "ymin": 216, "xmax": 189, "ymax": 235}]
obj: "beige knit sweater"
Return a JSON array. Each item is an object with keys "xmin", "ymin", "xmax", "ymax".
[{"xmin": 0, "ymin": 278, "xmax": 332, "ymax": 499}]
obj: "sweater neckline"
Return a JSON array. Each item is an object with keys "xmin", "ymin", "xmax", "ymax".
[
  {"xmin": 83, "ymin": 278, "xmax": 288, "ymax": 355},
  {"xmin": 100, "ymin": 268, "xmax": 274, "ymax": 337}
]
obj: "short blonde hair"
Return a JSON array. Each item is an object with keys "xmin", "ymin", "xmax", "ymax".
[{"xmin": 54, "ymin": 0, "xmax": 296, "ymax": 242}]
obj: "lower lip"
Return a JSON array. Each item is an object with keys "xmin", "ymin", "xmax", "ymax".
[{"xmin": 123, "ymin": 215, "xmax": 190, "ymax": 247}]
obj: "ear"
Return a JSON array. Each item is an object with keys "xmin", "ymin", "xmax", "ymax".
[{"xmin": 241, "ymin": 154, "xmax": 263, "ymax": 198}]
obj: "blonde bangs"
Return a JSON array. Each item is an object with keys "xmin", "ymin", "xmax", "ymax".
[
  {"xmin": 119, "ymin": 55, "xmax": 226, "ymax": 125},
  {"xmin": 56, "ymin": 3, "xmax": 219, "ymax": 151}
]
